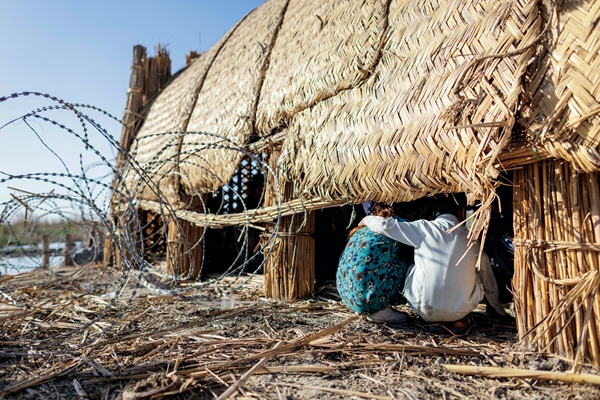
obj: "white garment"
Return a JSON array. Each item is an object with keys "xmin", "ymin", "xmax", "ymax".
[{"xmin": 363, "ymin": 213, "xmax": 505, "ymax": 322}]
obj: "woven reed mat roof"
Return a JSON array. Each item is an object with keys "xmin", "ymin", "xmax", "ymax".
[
  {"xmin": 121, "ymin": 0, "xmax": 600, "ymax": 210},
  {"xmin": 276, "ymin": 0, "xmax": 539, "ymax": 207},
  {"xmin": 518, "ymin": 0, "xmax": 600, "ymax": 172},
  {"xmin": 255, "ymin": 0, "xmax": 388, "ymax": 135},
  {"xmin": 179, "ymin": 0, "xmax": 285, "ymax": 194}
]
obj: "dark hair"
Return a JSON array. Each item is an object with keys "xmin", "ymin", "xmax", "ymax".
[
  {"xmin": 370, "ymin": 203, "xmax": 395, "ymax": 218},
  {"xmin": 393, "ymin": 199, "xmax": 425, "ymax": 220},
  {"xmin": 348, "ymin": 203, "xmax": 395, "ymax": 239},
  {"xmin": 426, "ymin": 193, "xmax": 467, "ymax": 219}
]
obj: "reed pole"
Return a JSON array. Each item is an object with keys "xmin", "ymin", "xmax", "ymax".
[
  {"xmin": 117, "ymin": 45, "xmax": 147, "ymax": 160},
  {"xmin": 165, "ymin": 197, "xmax": 205, "ymax": 281}
]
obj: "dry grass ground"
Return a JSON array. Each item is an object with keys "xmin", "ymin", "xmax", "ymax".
[{"xmin": 1, "ymin": 265, "xmax": 599, "ymax": 399}]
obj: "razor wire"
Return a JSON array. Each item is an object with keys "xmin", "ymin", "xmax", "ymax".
[{"xmin": 0, "ymin": 92, "xmax": 285, "ymax": 347}]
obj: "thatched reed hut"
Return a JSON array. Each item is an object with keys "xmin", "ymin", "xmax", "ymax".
[{"xmin": 111, "ymin": 0, "xmax": 600, "ymax": 367}]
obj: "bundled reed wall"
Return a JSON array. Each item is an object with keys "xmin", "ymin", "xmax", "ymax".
[
  {"xmin": 262, "ymin": 151, "xmax": 315, "ymax": 300},
  {"xmin": 166, "ymin": 217, "xmax": 204, "ymax": 280},
  {"xmin": 263, "ymin": 203, "xmax": 316, "ymax": 300},
  {"xmin": 513, "ymin": 160, "xmax": 600, "ymax": 367}
]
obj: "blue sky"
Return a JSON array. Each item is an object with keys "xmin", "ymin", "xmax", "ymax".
[
  {"xmin": 0, "ymin": 0, "xmax": 264, "ymax": 206},
  {"xmin": 1, "ymin": 0, "xmax": 264, "ymax": 105}
]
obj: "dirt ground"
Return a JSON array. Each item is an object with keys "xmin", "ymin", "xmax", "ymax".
[{"xmin": 1, "ymin": 265, "xmax": 599, "ymax": 400}]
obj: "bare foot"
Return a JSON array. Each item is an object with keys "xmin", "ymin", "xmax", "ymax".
[
  {"xmin": 427, "ymin": 317, "xmax": 472, "ymax": 334},
  {"xmin": 451, "ymin": 317, "xmax": 469, "ymax": 329}
]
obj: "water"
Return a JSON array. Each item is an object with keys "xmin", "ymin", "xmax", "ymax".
[
  {"xmin": 0, "ymin": 241, "xmax": 81, "ymax": 275},
  {"xmin": 0, "ymin": 254, "xmax": 65, "ymax": 275}
]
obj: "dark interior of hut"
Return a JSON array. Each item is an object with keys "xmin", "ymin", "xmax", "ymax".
[
  {"xmin": 483, "ymin": 171, "xmax": 515, "ymax": 304},
  {"xmin": 314, "ymin": 205, "xmax": 363, "ymax": 284},
  {"xmin": 199, "ymin": 166, "xmax": 265, "ymax": 278},
  {"xmin": 140, "ymin": 210, "xmax": 167, "ymax": 264}
]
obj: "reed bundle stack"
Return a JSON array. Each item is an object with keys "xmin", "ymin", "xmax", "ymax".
[
  {"xmin": 514, "ymin": 161, "xmax": 600, "ymax": 368},
  {"xmin": 111, "ymin": 0, "xmax": 600, "ymax": 366},
  {"xmin": 117, "ymin": 44, "xmax": 171, "ymax": 161}
]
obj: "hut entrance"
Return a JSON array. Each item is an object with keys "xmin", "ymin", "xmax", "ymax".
[
  {"xmin": 314, "ymin": 205, "xmax": 364, "ymax": 286},
  {"xmin": 199, "ymin": 156, "xmax": 265, "ymax": 279},
  {"xmin": 484, "ymin": 172, "xmax": 515, "ymax": 305},
  {"xmin": 311, "ymin": 182, "xmax": 516, "ymax": 304}
]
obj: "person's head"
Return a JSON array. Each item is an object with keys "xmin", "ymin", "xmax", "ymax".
[
  {"xmin": 348, "ymin": 203, "xmax": 395, "ymax": 240},
  {"xmin": 393, "ymin": 199, "xmax": 424, "ymax": 221},
  {"xmin": 370, "ymin": 203, "xmax": 395, "ymax": 218},
  {"xmin": 425, "ymin": 193, "xmax": 467, "ymax": 220}
]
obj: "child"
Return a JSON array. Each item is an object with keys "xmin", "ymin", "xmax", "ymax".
[
  {"xmin": 336, "ymin": 203, "xmax": 412, "ymax": 323},
  {"xmin": 347, "ymin": 203, "xmax": 395, "ymax": 239}
]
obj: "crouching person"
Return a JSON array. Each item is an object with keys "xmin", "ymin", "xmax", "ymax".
[
  {"xmin": 336, "ymin": 203, "xmax": 414, "ymax": 324},
  {"xmin": 359, "ymin": 193, "xmax": 512, "ymax": 333}
]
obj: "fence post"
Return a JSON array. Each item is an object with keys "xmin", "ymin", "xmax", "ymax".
[
  {"xmin": 42, "ymin": 234, "xmax": 50, "ymax": 267},
  {"xmin": 64, "ymin": 234, "xmax": 73, "ymax": 266}
]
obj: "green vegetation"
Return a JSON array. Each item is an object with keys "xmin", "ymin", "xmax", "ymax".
[{"xmin": 0, "ymin": 219, "xmax": 89, "ymax": 247}]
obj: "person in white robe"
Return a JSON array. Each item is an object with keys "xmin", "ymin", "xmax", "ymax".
[{"xmin": 359, "ymin": 193, "xmax": 509, "ymax": 329}]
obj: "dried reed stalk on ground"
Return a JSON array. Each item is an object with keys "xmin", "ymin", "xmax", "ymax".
[
  {"xmin": 444, "ymin": 364, "xmax": 600, "ymax": 385},
  {"xmin": 1, "ymin": 265, "xmax": 600, "ymax": 399}
]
